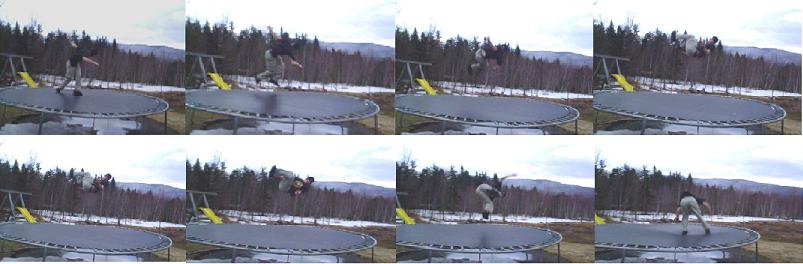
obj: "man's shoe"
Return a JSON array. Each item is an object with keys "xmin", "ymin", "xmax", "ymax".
[
  {"xmin": 705, "ymin": 229, "xmax": 711, "ymax": 235},
  {"xmin": 73, "ymin": 90, "xmax": 83, "ymax": 96},
  {"xmin": 56, "ymin": 87, "xmax": 63, "ymax": 93},
  {"xmin": 269, "ymin": 78, "xmax": 280, "ymax": 87},
  {"xmin": 681, "ymin": 231, "xmax": 688, "ymax": 235}
]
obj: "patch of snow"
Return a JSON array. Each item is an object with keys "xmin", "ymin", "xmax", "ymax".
[
  {"xmin": 411, "ymin": 209, "xmax": 589, "ymax": 224},
  {"xmin": 37, "ymin": 74, "xmax": 184, "ymax": 93},
  {"xmin": 435, "ymin": 81, "xmax": 593, "ymax": 99},
  {"xmin": 218, "ymin": 210, "xmax": 394, "ymax": 228},
  {"xmin": 226, "ymin": 75, "xmax": 394, "ymax": 94},
  {"xmin": 632, "ymin": 76, "xmax": 801, "ymax": 97},
  {"xmin": 33, "ymin": 210, "xmax": 185, "ymax": 228},
  {"xmin": 600, "ymin": 210, "xmax": 802, "ymax": 223}
]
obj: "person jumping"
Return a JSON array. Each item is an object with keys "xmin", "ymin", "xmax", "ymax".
[
  {"xmin": 57, "ymin": 39, "xmax": 100, "ymax": 96},
  {"xmin": 674, "ymin": 191, "xmax": 712, "ymax": 235},
  {"xmin": 474, "ymin": 173, "xmax": 516, "ymax": 220},
  {"xmin": 270, "ymin": 166, "xmax": 315, "ymax": 197},
  {"xmin": 255, "ymin": 26, "xmax": 303, "ymax": 88},
  {"xmin": 468, "ymin": 37, "xmax": 503, "ymax": 75},
  {"xmin": 672, "ymin": 33, "xmax": 719, "ymax": 58}
]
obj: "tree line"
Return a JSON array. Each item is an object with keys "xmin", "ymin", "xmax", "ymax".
[
  {"xmin": 186, "ymin": 159, "xmax": 395, "ymax": 223},
  {"xmin": 0, "ymin": 158, "xmax": 185, "ymax": 224},
  {"xmin": 595, "ymin": 159, "xmax": 803, "ymax": 219},
  {"xmin": 395, "ymin": 27, "xmax": 593, "ymax": 95},
  {"xmin": 593, "ymin": 20, "xmax": 801, "ymax": 93},
  {"xmin": 0, "ymin": 19, "xmax": 185, "ymax": 87},
  {"xmin": 185, "ymin": 19, "xmax": 394, "ymax": 88},
  {"xmin": 396, "ymin": 159, "xmax": 593, "ymax": 220}
]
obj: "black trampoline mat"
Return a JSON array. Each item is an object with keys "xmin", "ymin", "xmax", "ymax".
[
  {"xmin": 593, "ymin": 91, "xmax": 785, "ymax": 125},
  {"xmin": 187, "ymin": 224, "xmax": 375, "ymax": 253},
  {"xmin": 0, "ymin": 223, "xmax": 171, "ymax": 253},
  {"xmin": 186, "ymin": 90, "xmax": 379, "ymax": 122},
  {"xmin": 395, "ymin": 95, "xmax": 578, "ymax": 126},
  {"xmin": 595, "ymin": 224, "xmax": 759, "ymax": 251},
  {"xmin": 0, "ymin": 86, "xmax": 168, "ymax": 117},
  {"xmin": 396, "ymin": 224, "xmax": 561, "ymax": 252}
]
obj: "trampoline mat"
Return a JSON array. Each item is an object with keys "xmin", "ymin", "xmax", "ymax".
[
  {"xmin": 396, "ymin": 224, "xmax": 562, "ymax": 253},
  {"xmin": 395, "ymin": 95, "xmax": 579, "ymax": 127},
  {"xmin": 0, "ymin": 223, "xmax": 172, "ymax": 254},
  {"xmin": 593, "ymin": 91, "xmax": 786, "ymax": 126},
  {"xmin": 187, "ymin": 224, "xmax": 376, "ymax": 254},
  {"xmin": 186, "ymin": 90, "xmax": 379, "ymax": 123},
  {"xmin": 0, "ymin": 86, "xmax": 169, "ymax": 118},
  {"xmin": 595, "ymin": 224, "xmax": 760, "ymax": 252}
]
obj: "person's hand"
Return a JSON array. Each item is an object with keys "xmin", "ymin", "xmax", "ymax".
[
  {"xmin": 93, "ymin": 62, "xmax": 100, "ymax": 67},
  {"xmin": 293, "ymin": 61, "xmax": 304, "ymax": 69},
  {"xmin": 673, "ymin": 216, "xmax": 679, "ymax": 222}
]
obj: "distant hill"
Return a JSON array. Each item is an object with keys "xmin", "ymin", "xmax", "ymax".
[
  {"xmin": 521, "ymin": 50, "xmax": 592, "ymax": 67},
  {"xmin": 695, "ymin": 178, "xmax": 802, "ymax": 197},
  {"xmin": 319, "ymin": 42, "xmax": 394, "ymax": 59},
  {"xmin": 724, "ymin": 46, "xmax": 801, "ymax": 65},
  {"xmin": 314, "ymin": 181, "xmax": 395, "ymax": 198},
  {"xmin": 118, "ymin": 44, "xmax": 184, "ymax": 62},
  {"xmin": 116, "ymin": 182, "xmax": 184, "ymax": 199},
  {"xmin": 503, "ymin": 179, "xmax": 594, "ymax": 198}
]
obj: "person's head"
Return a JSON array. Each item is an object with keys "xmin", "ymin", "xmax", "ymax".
[
  {"xmin": 681, "ymin": 191, "xmax": 692, "ymax": 197},
  {"xmin": 281, "ymin": 32, "xmax": 291, "ymax": 40},
  {"xmin": 709, "ymin": 36, "xmax": 718, "ymax": 44},
  {"xmin": 103, "ymin": 173, "xmax": 111, "ymax": 180},
  {"xmin": 305, "ymin": 177, "xmax": 315, "ymax": 184}
]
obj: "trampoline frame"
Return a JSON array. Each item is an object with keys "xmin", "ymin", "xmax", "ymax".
[
  {"xmin": 593, "ymin": 90, "xmax": 786, "ymax": 135},
  {"xmin": 0, "ymin": 222, "xmax": 173, "ymax": 261},
  {"xmin": 395, "ymin": 94, "xmax": 580, "ymax": 135},
  {"xmin": 186, "ymin": 90, "xmax": 381, "ymax": 135},
  {"xmin": 0, "ymin": 86, "xmax": 170, "ymax": 134}
]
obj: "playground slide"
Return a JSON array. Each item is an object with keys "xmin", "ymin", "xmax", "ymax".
[
  {"xmin": 396, "ymin": 208, "xmax": 415, "ymax": 224},
  {"xmin": 207, "ymin": 73, "xmax": 231, "ymax": 90},
  {"xmin": 595, "ymin": 214, "xmax": 606, "ymax": 224},
  {"xmin": 610, "ymin": 74, "xmax": 634, "ymax": 92},
  {"xmin": 199, "ymin": 207, "xmax": 223, "ymax": 224},
  {"xmin": 16, "ymin": 207, "xmax": 36, "ymax": 223},
  {"xmin": 415, "ymin": 78, "xmax": 437, "ymax": 96},
  {"xmin": 17, "ymin": 72, "xmax": 38, "ymax": 88}
]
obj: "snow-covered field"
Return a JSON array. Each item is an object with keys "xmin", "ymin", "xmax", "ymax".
[
  {"xmin": 33, "ymin": 210, "xmax": 185, "ymax": 228},
  {"xmin": 226, "ymin": 74, "xmax": 394, "ymax": 94},
  {"xmin": 218, "ymin": 210, "xmax": 394, "ymax": 228},
  {"xmin": 435, "ymin": 81, "xmax": 593, "ymax": 99},
  {"xmin": 631, "ymin": 76, "xmax": 801, "ymax": 97},
  {"xmin": 600, "ymin": 210, "xmax": 802, "ymax": 223},
  {"xmin": 35, "ymin": 74, "xmax": 184, "ymax": 93},
  {"xmin": 410, "ymin": 209, "xmax": 589, "ymax": 224}
]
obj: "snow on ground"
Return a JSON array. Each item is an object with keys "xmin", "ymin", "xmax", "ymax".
[
  {"xmin": 632, "ymin": 76, "xmax": 801, "ymax": 97},
  {"xmin": 226, "ymin": 74, "xmax": 394, "ymax": 94},
  {"xmin": 33, "ymin": 210, "xmax": 185, "ymax": 228},
  {"xmin": 218, "ymin": 210, "xmax": 394, "ymax": 228},
  {"xmin": 35, "ymin": 74, "xmax": 184, "ymax": 93},
  {"xmin": 600, "ymin": 210, "xmax": 802, "ymax": 223},
  {"xmin": 411, "ymin": 209, "xmax": 589, "ymax": 224},
  {"xmin": 435, "ymin": 81, "xmax": 593, "ymax": 99}
]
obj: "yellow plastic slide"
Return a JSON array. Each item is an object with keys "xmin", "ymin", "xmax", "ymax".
[
  {"xmin": 207, "ymin": 73, "xmax": 231, "ymax": 90},
  {"xmin": 199, "ymin": 207, "xmax": 223, "ymax": 224},
  {"xmin": 17, "ymin": 72, "xmax": 38, "ymax": 88},
  {"xmin": 396, "ymin": 208, "xmax": 415, "ymax": 224},
  {"xmin": 415, "ymin": 78, "xmax": 437, "ymax": 96},
  {"xmin": 610, "ymin": 74, "xmax": 634, "ymax": 92},
  {"xmin": 16, "ymin": 207, "xmax": 36, "ymax": 223},
  {"xmin": 594, "ymin": 214, "xmax": 606, "ymax": 224}
]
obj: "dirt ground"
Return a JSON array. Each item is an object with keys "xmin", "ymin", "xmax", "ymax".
[
  {"xmin": 728, "ymin": 221, "xmax": 803, "ymax": 263},
  {"xmin": 531, "ymin": 222, "xmax": 595, "ymax": 263}
]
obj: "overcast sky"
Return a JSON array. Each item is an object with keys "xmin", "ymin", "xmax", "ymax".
[
  {"xmin": 186, "ymin": 0, "xmax": 395, "ymax": 47},
  {"xmin": 0, "ymin": 0, "xmax": 185, "ymax": 49},
  {"xmin": 594, "ymin": 0, "xmax": 801, "ymax": 53},
  {"xmin": 397, "ymin": 0, "xmax": 593, "ymax": 55},
  {"xmin": 398, "ymin": 137, "xmax": 594, "ymax": 188},
  {"xmin": 185, "ymin": 136, "xmax": 396, "ymax": 188},
  {"xmin": 0, "ymin": 136, "xmax": 185, "ymax": 189},
  {"xmin": 597, "ymin": 137, "xmax": 803, "ymax": 188}
]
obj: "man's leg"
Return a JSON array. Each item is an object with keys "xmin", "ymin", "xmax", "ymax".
[
  {"xmin": 691, "ymin": 205, "xmax": 710, "ymax": 233},
  {"xmin": 58, "ymin": 62, "xmax": 74, "ymax": 92}
]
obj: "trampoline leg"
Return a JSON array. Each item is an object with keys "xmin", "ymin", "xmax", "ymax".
[
  {"xmin": 574, "ymin": 119, "xmax": 578, "ymax": 135},
  {"xmin": 371, "ymin": 247, "xmax": 374, "ymax": 262},
  {"xmin": 696, "ymin": 126, "xmax": 700, "ymax": 135},
  {"xmin": 42, "ymin": 247, "xmax": 46, "ymax": 261},
  {"xmin": 440, "ymin": 120, "xmax": 445, "ymax": 135},
  {"xmin": 428, "ymin": 249, "xmax": 432, "ymax": 263},
  {"xmin": 188, "ymin": 109, "xmax": 195, "ymax": 129},
  {"xmin": 93, "ymin": 254, "xmax": 96, "ymax": 261},
  {"xmin": 781, "ymin": 119, "xmax": 784, "ymax": 134},
  {"xmin": 639, "ymin": 119, "xmax": 646, "ymax": 135},
  {"xmin": 292, "ymin": 122, "xmax": 296, "ymax": 135},
  {"xmin": 341, "ymin": 124, "xmax": 345, "ymax": 135},
  {"xmin": 231, "ymin": 248, "xmax": 236, "ymax": 263},
  {"xmin": 232, "ymin": 117, "xmax": 239, "ymax": 135},
  {"xmin": 593, "ymin": 110, "xmax": 598, "ymax": 132},
  {"xmin": 168, "ymin": 247, "xmax": 171, "ymax": 262},
  {"xmin": 163, "ymin": 111, "xmax": 168, "ymax": 134},
  {"xmin": 621, "ymin": 249, "xmax": 626, "ymax": 263},
  {"xmin": 478, "ymin": 253, "xmax": 481, "ymax": 262},
  {"xmin": 374, "ymin": 114, "xmax": 379, "ymax": 135},
  {"xmin": 38, "ymin": 112, "xmax": 45, "ymax": 135},
  {"xmin": 1, "ymin": 104, "xmax": 5, "ymax": 123},
  {"xmin": 496, "ymin": 127, "xmax": 499, "ymax": 135},
  {"xmin": 557, "ymin": 243, "xmax": 561, "ymax": 263},
  {"xmin": 755, "ymin": 242, "xmax": 759, "ymax": 263}
]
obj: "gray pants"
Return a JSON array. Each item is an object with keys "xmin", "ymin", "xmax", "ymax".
[
  {"xmin": 475, "ymin": 183, "xmax": 495, "ymax": 214},
  {"xmin": 274, "ymin": 168, "xmax": 296, "ymax": 192},
  {"xmin": 469, "ymin": 49, "xmax": 487, "ymax": 72},
  {"xmin": 59, "ymin": 61, "xmax": 81, "ymax": 89},
  {"xmin": 256, "ymin": 50, "xmax": 284, "ymax": 81},
  {"xmin": 680, "ymin": 196, "xmax": 710, "ymax": 232},
  {"xmin": 676, "ymin": 34, "xmax": 698, "ymax": 57}
]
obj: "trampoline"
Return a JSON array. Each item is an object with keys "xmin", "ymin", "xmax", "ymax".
[
  {"xmin": 595, "ymin": 224, "xmax": 760, "ymax": 262},
  {"xmin": 593, "ymin": 91, "xmax": 786, "ymax": 134},
  {"xmin": 186, "ymin": 89, "xmax": 380, "ymax": 135},
  {"xmin": 186, "ymin": 224, "xmax": 377, "ymax": 262},
  {"xmin": 396, "ymin": 224, "xmax": 562, "ymax": 262},
  {"xmin": 0, "ymin": 222, "xmax": 173, "ymax": 261},
  {"xmin": 395, "ymin": 94, "xmax": 580, "ymax": 135},
  {"xmin": 0, "ymin": 86, "xmax": 169, "ymax": 134}
]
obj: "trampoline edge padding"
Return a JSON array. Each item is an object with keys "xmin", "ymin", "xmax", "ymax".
[
  {"xmin": 395, "ymin": 94, "xmax": 579, "ymax": 128},
  {"xmin": 396, "ymin": 224, "xmax": 562, "ymax": 253},
  {"xmin": 0, "ymin": 222, "xmax": 173, "ymax": 255},
  {"xmin": 186, "ymin": 224, "xmax": 377, "ymax": 255},
  {"xmin": 186, "ymin": 89, "xmax": 380, "ymax": 124},
  {"xmin": 0, "ymin": 86, "xmax": 169, "ymax": 119},
  {"xmin": 594, "ymin": 223, "xmax": 760, "ymax": 252},
  {"xmin": 593, "ymin": 91, "xmax": 786, "ymax": 127}
]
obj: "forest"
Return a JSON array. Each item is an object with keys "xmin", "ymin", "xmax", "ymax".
[
  {"xmin": 396, "ymin": 159, "xmax": 593, "ymax": 220},
  {"xmin": 395, "ymin": 27, "xmax": 593, "ymax": 94},
  {"xmin": 186, "ymin": 159, "xmax": 395, "ymax": 223},
  {"xmin": 0, "ymin": 19, "xmax": 185, "ymax": 87},
  {"xmin": 593, "ymin": 20, "xmax": 801, "ymax": 93},
  {"xmin": 185, "ymin": 19, "xmax": 394, "ymax": 88},
  {"xmin": 0, "ymin": 158, "xmax": 185, "ymax": 224},
  {"xmin": 595, "ymin": 159, "xmax": 803, "ymax": 219}
]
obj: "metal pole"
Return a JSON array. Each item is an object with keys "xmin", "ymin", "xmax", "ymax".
[
  {"xmin": 291, "ymin": 122, "xmax": 296, "ymax": 135},
  {"xmin": 593, "ymin": 110, "xmax": 599, "ymax": 132},
  {"xmin": 231, "ymin": 248, "xmax": 236, "ymax": 263},
  {"xmin": 163, "ymin": 111, "xmax": 168, "ymax": 134},
  {"xmin": 38, "ymin": 112, "xmax": 45, "ymax": 135},
  {"xmin": 371, "ymin": 247, "xmax": 374, "ymax": 262},
  {"xmin": 428, "ymin": 249, "xmax": 432, "ymax": 263},
  {"xmin": 640, "ymin": 119, "xmax": 646, "ymax": 135},
  {"xmin": 781, "ymin": 119, "xmax": 784, "ymax": 134},
  {"xmin": 557, "ymin": 243, "xmax": 561, "ymax": 263},
  {"xmin": 621, "ymin": 249, "xmax": 626, "ymax": 263},
  {"xmin": 399, "ymin": 113, "xmax": 404, "ymax": 133},
  {"xmin": 575, "ymin": 119, "xmax": 579, "ymax": 135},
  {"xmin": 42, "ymin": 247, "xmax": 46, "ymax": 261},
  {"xmin": 440, "ymin": 120, "xmax": 446, "ymax": 135},
  {"xmin": 340, "ymin": 124, "xmax": 345, "ymax": 135},
  {"xmin": 232, "ymin": 117, "xmax": 239, "ymax": 135},
  {"xmin": 168, "ymin": 247, "xmax": 171, "ymax": 262},
  {"xmin": 495, "ymin": 127, "xmax": 499, "ymax": 135},
  {"xmin": 755, "ymin": 241, "xmax": 759, "ymax": 263},
  {"xmin": 374, "ymin": 115, "xmax": 379, "ymax": 135}
]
